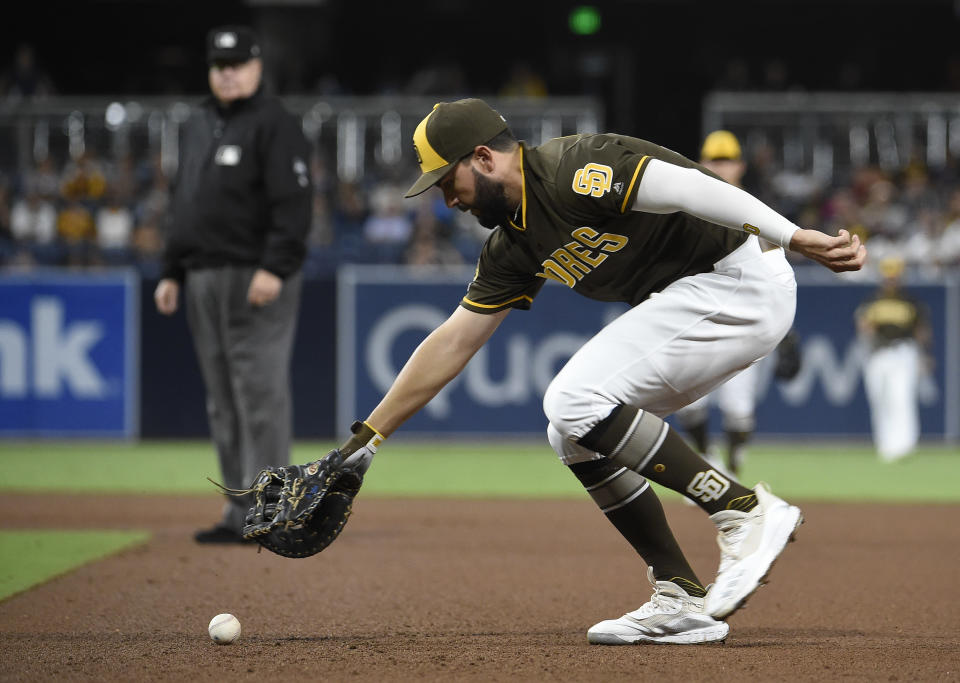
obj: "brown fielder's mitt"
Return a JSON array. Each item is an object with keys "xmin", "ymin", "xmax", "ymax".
[
  {"xmin": 240, "ymin": 449, "xmax": 363, "ymax": 558},
  {"xmin": 773, "ymin": 330, "xmax": 802, "ymax": 380}
]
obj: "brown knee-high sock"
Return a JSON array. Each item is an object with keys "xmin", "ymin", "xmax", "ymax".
[
  {"xmin": 725, "ymin": 429, "xmax": 750, "ymax": 476},
  {"xmin": 578, "ymin": 405, "xmax": 757, "ymax": 515},
  {"xmin": 568, "ymin": 458, "xmax": 706, "ymax": 597},
  {"xmin": 684, "ymin": 418, "xmax": 710, "ymax": 455}
]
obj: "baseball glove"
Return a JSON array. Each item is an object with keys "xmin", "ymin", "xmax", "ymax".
[
  {"xmin": 240, "ymin": 449, "xmax": 364, "ymax": 558},
  {"xmin": 773, "ymin": 329, "xmax": 802, "ymax": 380}
]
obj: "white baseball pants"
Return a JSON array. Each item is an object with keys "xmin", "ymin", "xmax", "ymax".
[
  {"xmin": 864, "ymin": 340, "xmax": 920, "ymax": 461},
  {"xmin": 544, "ymin": 236, "xmax": 796, "ymax": 464},
  {"xmin": 675, "ymin": 362, "xmax": 760, "ymax": 433}
]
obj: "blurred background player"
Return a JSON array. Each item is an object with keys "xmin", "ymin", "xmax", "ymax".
[
  {"xmin": 154, "ymin": 25, "xmax": 313, "ymax": 543},
  {"xmin": 855, "ymin": 256, "xmax": 931, "ymax": 462},
  {"xmin": 674, "ymin": 130, "xmax": 760, "ymax": 477}
]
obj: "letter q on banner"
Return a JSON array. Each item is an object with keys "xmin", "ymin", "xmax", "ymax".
[{"xmin": 365, "ymin": 304, "xmax": 460, "ymax": 417}]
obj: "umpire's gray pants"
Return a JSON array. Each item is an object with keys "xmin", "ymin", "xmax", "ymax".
[{"xmin": 185, "ymin": 266, "xmax": 302, "ymax": 532}]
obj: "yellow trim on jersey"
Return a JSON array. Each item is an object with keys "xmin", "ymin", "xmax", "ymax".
[
  {"xmin": 461, "ymin": 293, "xmax": 534, "ymax": 309},
  {"xmin": 619, "ymin": 155, "xmax": 649, "ymax": 214},
  {"xmin": 507, "ymin": 146, "xmax": 528, "ymax": 231},
  {"xmin": 412, "ymin": 106, "xmax": 448, "ymax": 173},
  {"xmin": 520, "ymin": 146, "xmax": 527, "ymax": 226}
]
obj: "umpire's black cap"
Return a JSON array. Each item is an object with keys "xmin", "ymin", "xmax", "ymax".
[{"xmin": 207, "ymin": 25, "xmax": 262, "ymax": 65}]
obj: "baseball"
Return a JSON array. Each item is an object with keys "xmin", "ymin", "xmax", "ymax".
[{"xmin": 208, "ymin": 613, "xmax": 241, "ymax": 645}]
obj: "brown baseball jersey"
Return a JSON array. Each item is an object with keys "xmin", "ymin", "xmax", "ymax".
[
  {"xmin": 856, "ymin": 288, "xmax": 928, "ymax": 349},
  {"xmin": 460, "ymin": 133, "xmax": 748, "ymax": 314}
]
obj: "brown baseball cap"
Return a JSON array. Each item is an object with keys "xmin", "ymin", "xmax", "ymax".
[{"xmin": 404, "ymin": 99, "xmax": 509, "ymax": 198}]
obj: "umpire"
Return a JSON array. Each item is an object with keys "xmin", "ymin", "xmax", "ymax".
[{"xmin": 154, "ymin": 25, "xmax": 313, "ymax": 543}]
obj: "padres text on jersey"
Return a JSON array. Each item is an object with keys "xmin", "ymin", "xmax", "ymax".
[{"xmin": 460, "ymin": 134, "xmax": 747, "ymax": 314}]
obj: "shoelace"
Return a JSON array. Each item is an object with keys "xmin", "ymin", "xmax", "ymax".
[
  {"xmin": 715, "ymin": 515, "xmax": 753, "ymax": 573},
  {"xmin": 629, "ymin": 582, "xmax": 684, "ymax": 619},
  {"xmin": 206, "ymin": 470, "xmax": 276, "ymax": 498},
  {"xmin": 715, "ymin": 503, "xmax": 770, "ymax": 576}
]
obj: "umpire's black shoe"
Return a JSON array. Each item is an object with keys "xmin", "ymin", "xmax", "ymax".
[{"xmin": 193, "ymin": 524, "xmax": 254, "ymax": 544}]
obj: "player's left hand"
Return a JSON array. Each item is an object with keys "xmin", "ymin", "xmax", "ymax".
[
  {"xmin": 247, "ymin": 268, "xmax": 283, "ymax": 306},
  {"xmin": 789, "ymin": 228, "xmax": 866, "ymax": 272},
  {"xmin": 240, "ymin": 449, "xmax": 365, "ymax": 558},
  {"xmin": 342, "ymin": 445, "xmax": 376, "ymax": 475}
]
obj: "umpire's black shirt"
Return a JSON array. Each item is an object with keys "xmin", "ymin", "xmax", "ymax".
[{"xmin": 162, "ymin": 88, "xmax": 312, "ymax": 282}]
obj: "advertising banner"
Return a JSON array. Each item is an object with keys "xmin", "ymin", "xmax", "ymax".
[
  {"xmin": 337, "ymin": 266, "xmax": 956, "ymax": 439},
  {"xmin": 0, "ymin": 270, "xmax": 139, "ymax": 437}
]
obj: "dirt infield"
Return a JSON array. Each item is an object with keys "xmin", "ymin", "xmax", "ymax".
[{"xmin": 2, "ymin": 493, "xmax": 958, "ymax": 682}]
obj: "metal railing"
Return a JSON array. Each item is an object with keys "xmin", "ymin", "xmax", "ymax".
[
  {"xmin": 0, "ymin": 95, "xmax": 605, "ymax": 182},
  {"xmin": 702, "ymin": 91, "xmax": 960, "ymax": 182}
]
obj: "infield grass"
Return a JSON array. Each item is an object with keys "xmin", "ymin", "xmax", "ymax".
[
  {"xmin": 1, "ymin": 440, "xmax": 957, "ymax": 602},
  {"xmin": 0, "ymin": 530, "xmax": 149, "ymax": 601},
  {"xmin": 1, "ymin": 439, "xmax": 958, "ymax": 502}
]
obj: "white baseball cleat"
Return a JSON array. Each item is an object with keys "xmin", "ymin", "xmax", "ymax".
[
  {"xmin": 704, "ymin": 481, "xmax": 803, "ymax": 619},
  {"xmin": 587, "ymin": 567, "xmax": 730, "ymax": 645}
]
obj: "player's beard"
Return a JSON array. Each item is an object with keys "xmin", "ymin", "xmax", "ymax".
[{"xmin": 469, "ymin": 168, "xmax": 515, "ymax": 229}]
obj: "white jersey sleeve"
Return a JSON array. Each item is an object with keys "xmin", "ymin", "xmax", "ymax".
[{"xmin": 632, "ymin": 158, "xmax": 800, "ymax": 249}]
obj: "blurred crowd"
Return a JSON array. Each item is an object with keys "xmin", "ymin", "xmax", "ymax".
[
  {"xmin": 0, "ymin": 147, "xmax": 487, "ymax": 278},
  {"xmin": 0, "ymin": 151, "xmax": 171, "ymax": 275},
  {"xmin": 295, "ymin": 152, "xmax": 485, "ymax": 276},
  {"xmin": 0, "ymin": 43, "xmax": 544, "ymax": 277},
  {"xmin": 3, "ymin": 39, "xmax": 959, "ymax": 281},
  {"xmin": 3, "ymin": 141, "xmax": 960, "ymax": 280},
  {"xmin": 740, "ymin": 145, "xmax": 960, "ymax": 279},
  {"xmin": 2, "ymin": 43, "xmax": 960, "ymax": 279}
]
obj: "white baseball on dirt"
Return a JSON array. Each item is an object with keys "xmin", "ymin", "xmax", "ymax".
[{"xmin": 208, "ymin": 613, "xmax": 241, "ymax": 644}]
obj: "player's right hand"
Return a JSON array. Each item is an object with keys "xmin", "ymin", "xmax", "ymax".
[
  {"xmin": 154, "ymin": 278, "xmax": 180, "ymax": 315},
  {"xmin": 789, "ymin": 228, "xmax": 866, "ymax": 273}
]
